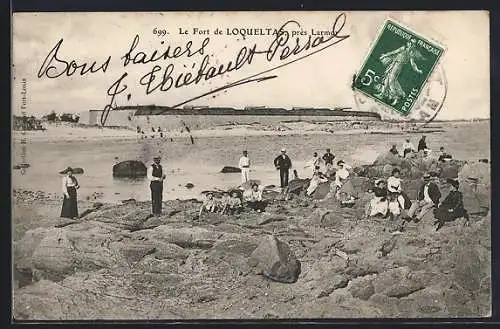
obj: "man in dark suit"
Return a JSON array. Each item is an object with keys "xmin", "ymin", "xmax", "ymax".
[
  {"xmin": 274, "ymin": 148, "xmax": 292, "ymax": 188},
  {"xmin": 417, "ymin": 135, "xmax": 427, "ymax": 152},
  {"xmin": 147, "ymin": 156, "xmax": 166, "ymax": 215},
  {"xmin": 407, "ymin": 173, "xmax": 441, "ymax": 221}
]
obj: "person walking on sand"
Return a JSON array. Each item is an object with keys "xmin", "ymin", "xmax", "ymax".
[
  {"xmin": 407, "ymin": 173, "xmax": 441, "ymax": 222},
  {"xmin": 274, "ymin": 148, "xmax": 292, "ymax": 188},
  {"xmin": 147, "ymin": 156, "xmax": 166, "ymax": 216},
  {"xmin": 60, "ymin": 167, "xmax": 79, "ymax": 219},
  {"xmin": 238, "ymin": 150, "xmax": 251, "ymax": 183}
]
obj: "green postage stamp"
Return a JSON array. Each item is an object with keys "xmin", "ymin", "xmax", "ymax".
[{"xmin": 353, "ymin": 20, "xmax": 445, "ymax": 116}]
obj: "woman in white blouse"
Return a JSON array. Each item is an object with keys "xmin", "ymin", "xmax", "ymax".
[{"xmin": 60, "ymin": 167, "xmax": 79, "ymax": 219}]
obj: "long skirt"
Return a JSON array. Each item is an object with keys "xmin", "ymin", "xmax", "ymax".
[
  {"xmin": 370, "ymin": 197, "xmax": 388, "ymax": 217},
  {"xmin": 336, "ymin": 178, "xmax": 356, "ymax": 199},
  {"xmin": 434, "ymin": 206, "xmax": 469, "ymax": 222},
  {"xmin": 61, "ymin": 186, "xmax": 78, "ymax": 219}
]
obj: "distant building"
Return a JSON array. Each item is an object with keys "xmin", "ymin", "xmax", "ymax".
[
  {"xmin": 88, "ymin": 108, "xmax": 136, "ymax": 126},
  {"xmin": 13, "ymin": 116, "xmax": 44, "ymax": 131}
]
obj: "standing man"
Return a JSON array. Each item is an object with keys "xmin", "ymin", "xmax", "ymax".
[
  {"xmin": 147, "ymin": 156, "xmax": 166, "ymax": 215},
  {"xmin": 274, "ymin": 148, "xmax": 292, "ymax": 188},
  {"xmin": 407, "ymin": 173, "xmax": 441, "ymax": 222},
  {"xmin": 417, "ymin": 135, "xmax": 427, "ymax": 152},
  {"xmin": 238, "ymin": 150, "xmax": 251, "ymax": 183}
]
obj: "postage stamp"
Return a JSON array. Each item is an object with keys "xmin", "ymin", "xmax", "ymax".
[{"xmin": 353, "ymin": 19, "xmax": 445, "ymax": 117}]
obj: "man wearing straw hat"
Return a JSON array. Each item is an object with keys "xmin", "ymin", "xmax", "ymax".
[{"xmin": 147, "ymin": 156, "xmax": 166, "ymax": 215}]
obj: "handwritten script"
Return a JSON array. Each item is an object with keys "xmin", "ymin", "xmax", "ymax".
[{"xmin": 37, "ymin": 13, "xmax": 350, "ymax": 126}]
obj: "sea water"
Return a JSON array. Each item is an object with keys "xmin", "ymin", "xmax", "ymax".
[{"xmin": 11, "ymin": 122, "xmax": 489, "ymax": 204}]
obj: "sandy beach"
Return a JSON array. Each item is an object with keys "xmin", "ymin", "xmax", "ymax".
[{"xmin": 11, "ymin": 120, "xmax": 469, "ymax": 143}]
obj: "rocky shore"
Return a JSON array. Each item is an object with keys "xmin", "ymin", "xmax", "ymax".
[{"xmin": 12, "ymin": 155, "xmax": 491, "ymax": 319}]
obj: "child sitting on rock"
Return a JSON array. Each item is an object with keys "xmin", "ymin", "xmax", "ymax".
[
  {"xmin": 244, "ymin": 183, "xmax": 267, "ymax": 212},
  {"xmin": 218, "ymin": 192, "xmax": 230, "ymax": 214},
  {"xmin": 227, "ymin": 191, "xmax": 243, "ymax": 214},
  {"xmin": 199, "ymin": 193, "xmax": 217, "ymax": 216}
]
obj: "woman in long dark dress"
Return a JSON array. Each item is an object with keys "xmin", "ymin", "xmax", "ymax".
[
  {"xmin": 434, "ymin": 178, "xmax": 469, "ymax": 231},
  {"xmin": 60, "ymin": 167, "xmax": 79, "ymax": 219}
]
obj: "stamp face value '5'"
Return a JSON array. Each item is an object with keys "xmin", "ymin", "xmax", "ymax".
[{"xmin": 354, "ymin": 20, "xmax": 445, "ymax": 116}]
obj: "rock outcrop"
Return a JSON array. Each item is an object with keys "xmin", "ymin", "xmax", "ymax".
[
  {"xmin": 249, "ymin": 235, "xmax": 301, "ymax": 283},
  {"xmin": 221, "ymin": 166, "xmax": 241, "ymax": 173},
  {"xmin": 112, "ymin": 160, "xmax": 147, "ymax": 178},
  {"xmin": 13, "ymin": 155, "xmax": 491, "ymax": 319}
]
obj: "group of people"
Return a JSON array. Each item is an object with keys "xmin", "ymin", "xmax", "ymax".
[
  {"xmin": 199, "ymin": 182, "xmax": 268, "ymax": 216},
  {"xmin": 59, "ymin": 138, "xmax": 469, "ymax": 231},
  {"xmin": 364, "ymin": 168, "xmax": 469, "ymax": 231},
  {"xmin": 137, "ymin": 126, "xmax": 164, "ymax": 139},
  {"xmin": 238, "ymin": 147, "xmax": 356, "ymax": 205},
  {"xmin": 390, "ymin": 135, "xmax": 453, "ymax": 162}
]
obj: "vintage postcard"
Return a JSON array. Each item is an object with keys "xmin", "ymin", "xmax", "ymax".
[{"xmin": 12, "ymin": 11, "xmax": 491, "ymax": 320}]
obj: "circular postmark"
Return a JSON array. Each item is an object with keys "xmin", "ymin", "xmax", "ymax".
[{"xmin": 352, "ymin": 63, "xmax": 447, "ymax": 129}]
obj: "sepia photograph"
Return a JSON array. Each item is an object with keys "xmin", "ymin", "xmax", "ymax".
[{"xmin": 11, "ymin": 11, "xmax": 490, "ymax": 320}]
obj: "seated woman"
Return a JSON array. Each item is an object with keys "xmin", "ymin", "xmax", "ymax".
[
  {"xmin": 227, "ymin": 191, "xmax": 243, "ymax": 214},
  {"xmin": 199, "ymin": 193, "xmax": 217, "ymax": 216},
  {"xmin": 386, "ymin": 168, "xmax": 412, "ymax": 218},
  {"xmin": 333, "ymin": 160, "xmax": 355, "ymax": 203},
  {"xmin": 364, "ymin": 179, "xmax": 389, "ymax": 218},
  {"xmin": 306, "ymin": 168, "xmax": 328, "ymax": 196},
  {"xmin": 434, "ymin": 178, "xmax": 469, "ymax": 231},
  {"xmin": 243, "ymin": 183, "xmax": 267, "ymax": 212}
]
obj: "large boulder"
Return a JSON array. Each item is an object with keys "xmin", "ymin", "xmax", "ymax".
[
  {"xmin": 458, "ymin": 162, "xmax": 490, "ymax": 184},
  {"xmin": 249, "ymin": 235, "xmax": 301, "ymax": 283},
  {"xmin": 311, "ymin": 181, "xmax": 331, "ymax": 199},
  {"xmin": 112, "ymin": 160, "xmax": 147, "ymax": 178},
  {"xmin": 461, "ymin": 182, "xmax": 489, "ymax": 215},
  {"xmin": 220, "ymin": 166, "xmax": 241, "ymax": 173},
  {"xmin": 350, "ymin": 176, "xmax": 372, "ymax": 193},
  {"xmin": 373, "ymin": 152, "xmax": 414, "ymax": 170},
  {"xmin": 437, "ymin": 160, "xmax": 466, "ymax": 179}
]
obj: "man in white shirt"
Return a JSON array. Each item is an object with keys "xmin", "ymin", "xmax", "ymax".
[
  {"xmin": 147, "ymin": 156, "xmax": 166, "ymax": 215},
  {"xmin": 304, "ymin": 152, "xmax": 321, "ymax": 177},
  {"xmin": 238, "ymin": 150, "xmax": 251, "ymax": 183},
  {"xmin": 402, "ymin": 138, "xmax": 415, "ymax": 158}
]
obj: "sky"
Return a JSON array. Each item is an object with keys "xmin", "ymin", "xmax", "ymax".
[{"xmin": 12, "ymin": 11, "xmax": 490, "ymax": 120}]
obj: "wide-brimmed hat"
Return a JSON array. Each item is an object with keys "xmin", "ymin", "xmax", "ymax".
[
  {"xmin": 61, "ymin": 167, "xmax": 73, "ymax": 174},
  {"xmin": 281, "ymin": 148, "xmax": 286, "ymax": 152},
  {"xmin": 423, "ymin": 173, "xmax": 431, "ymax": 180},
  {"xmin": 153, "ymin": 156, "xmax": 161, "ymax": 160},
  {"xmin": 337, "ymin": 160, "xmax": 345, "ymax": 165}
]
